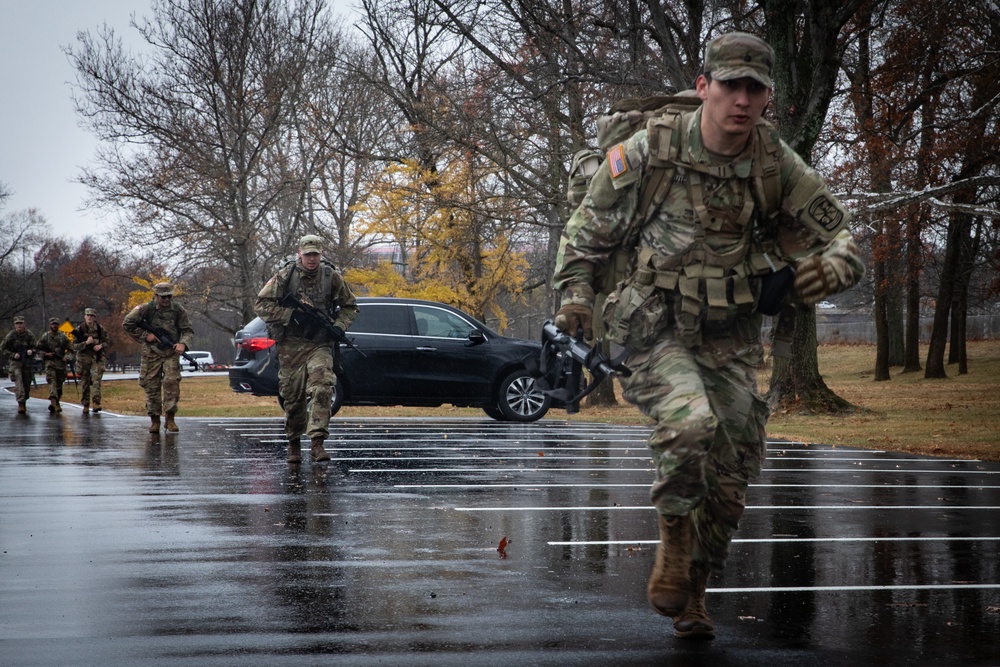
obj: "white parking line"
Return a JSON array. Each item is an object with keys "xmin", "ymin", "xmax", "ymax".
[
  {"xmin": 391, "ymin": 482, "xmax": 1000, "ymax": 489},
  {"xmin": 453, "ymin": 505, "xmax": 1000, "ymax": 512},
  {"xmin": 550, "ymin": 536, "xmax": 1000, "ymax": 545},
  {"xmin": 710, "ymin": 584, "xmax": 1000, "ymax": 593}
]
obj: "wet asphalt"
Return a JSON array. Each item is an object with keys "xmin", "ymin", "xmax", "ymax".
[{"xmin": 1, "ymin": 381, "xmax": 999, "ymax": 667}]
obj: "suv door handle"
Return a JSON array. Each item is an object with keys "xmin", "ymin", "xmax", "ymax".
[{"xmin": 416, "ymin": 346, "xmax": 437, "ymax": 352}]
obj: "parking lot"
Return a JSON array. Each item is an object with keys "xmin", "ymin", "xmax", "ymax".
[{"xmin": 2, "ymin": 387, "xmax": 999, "ymax": 666}]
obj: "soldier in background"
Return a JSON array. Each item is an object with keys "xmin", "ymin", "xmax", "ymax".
[
  {"xmin": 74, "ymin": 308, "xmax": 111, "ymax": 414},
  {"xmin": 255, "ymin": 234, "xmax": 358, "ymax": 464},
  {"xmin": 35, "ymin": 318, "xmax": 72, "ymax": 413},
  {"xmin": 552, "ymin": 32, "xmax": 865, "ymax": 639},
  {"xmin": 123, "ymin": 283, "xmax": 194, "ymax": 433},
  {"xmin": 1, "ymin": 315, "xmax": 36, "ymax": 414}
]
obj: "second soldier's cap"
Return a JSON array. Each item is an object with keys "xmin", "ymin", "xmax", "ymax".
[
  {"xmin": 13, "ymin": 315, "xmax": 25, "ymax": 324},
  {"xmin": 704, "ymin": 32, "xmax": 775, "ymax": 89},
  {"xmin": 49, "ymin": 317, "xmax": 59, "ymax": 325},
  {"xmin": 298, "ymin": 234, "xmax": 323, "ymax": 254},
  {"xmin": 154, "ymin": 282, "xmax": 175, "ymax": 296},
  {"xmin": 85, "ymin": 308, "xmax": 97, "ymax": 316}
]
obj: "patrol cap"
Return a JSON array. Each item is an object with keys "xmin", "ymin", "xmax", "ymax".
[
  {"xmin": 85, "ymin": 308, "xmax": 97, "ymax": 316},
  {"xmin": 298, "ymin": 234, "xmax": 323, "ymax": 254},
  {"xmin": 49, "ymin": 317, "xmax": 59, "ymax": 325},
  {"xmin": 704, "ymin": 32, "xmax": 775, "ymax": 89},
  {"xmin": 153, "ymin": 282, "xmax": 175, "ymax": 296},
  {"xmin": 13, "ymin": 315, "xmax": 25, "ymax": 324}
]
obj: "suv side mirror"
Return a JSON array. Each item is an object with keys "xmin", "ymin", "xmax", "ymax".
[{"xmin": 467, "ymin": 330, "xmax": 486, "ymax": 346}]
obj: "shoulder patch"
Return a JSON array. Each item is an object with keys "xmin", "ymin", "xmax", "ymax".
[
  {"xmin": 807, "ymin": 195, "xmax": 845, "ymax": 232},
  {"xmin": 608, "ymin": 144, "xmax": 628, "ymax": 178}
]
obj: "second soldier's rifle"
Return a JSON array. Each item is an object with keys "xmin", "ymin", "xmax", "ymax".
[
  {"xmin": 133, "ymin": 321, "xmax": 200, "ymax": 370},
  {"xmin": 527, "ymin": 320, "xmax": 631, "ymax": 414},
  {"xmin": 279, "ymin": 293, "xmax": 366, "ymax": 358}
]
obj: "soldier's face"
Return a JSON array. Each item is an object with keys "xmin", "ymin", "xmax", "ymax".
[
  {"xmin": 14, "ymin": 322, "xmax": 25, "ymax": 332},
  {"xmin": 299, "ymin": 251, "xmax": 322, "ymax": 271},
  {"xmin": 156, "ymin": 295, "xmax": 173, "ymax": 307},
  {"xmin": 50, "ymin": 323, "xmax": 59, "ymax": 332},
  {"xmin": 697, "ymin": 75, "xmax": 770, "ymax": 149}
]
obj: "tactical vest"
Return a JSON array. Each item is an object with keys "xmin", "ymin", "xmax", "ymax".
[
  {"xmin": 600, "ymin": 106, "xmax": 787, "ymax": 348},
  {"xmin": 273, "ymin": 260, "xmax": 339, "ymax": 344}
]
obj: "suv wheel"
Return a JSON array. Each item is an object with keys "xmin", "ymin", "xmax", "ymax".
[
  {"xmin": 482, "ymin": 404, "xmax": 505, "ymax": 420},
  {"xmin": 496, "ymin": 369, "xmax": 550, "ymax": 422}
]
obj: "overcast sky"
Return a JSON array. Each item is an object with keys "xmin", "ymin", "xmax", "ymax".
[
  {"xmin": 0, "ymin": 0, "xmax": 353, "ymax": 244},
  {"xmin": 0, "ymin": 1, "xmax": 150, "ymax": 241}
]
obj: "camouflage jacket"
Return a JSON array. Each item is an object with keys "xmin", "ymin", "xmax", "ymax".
[
  {"xmin": 254, "ymin": 259, "xmax": 358, "ymax": 345},
  {"xmin": 1, "ymin": 328, "xmax": 37, "ymax": 366},
  {"xmin": 35, "ymin": 331, "xmax": 72, "ymax": 369},
  {"xmin": 72, "ymin": 321, "xmax": 111, "ymax": 359},
  {"xmin": 123, "ymin": 301, "xmax": 195, "ymax": 358},
  {"xmin": 553, "ymin": 106, "xmax": 865, "ymax": 349}
]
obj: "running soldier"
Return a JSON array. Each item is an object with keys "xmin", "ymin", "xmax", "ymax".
[
  {"xmin": 254, "ymin": 234, "xmax": 358, "ymax": 464},
  {"xmin": 123, "ymin": 283, "xmax": 195, "ymax": 432},
  {"xmin": 552, "ymin": 32, "xmax": 865, "ymax": 639},
  {"xmin": 73, "ymin": 308, "xmax": 110, "ymax": 413},
  {"xmin": 2, "ymin": 315, "xmax": 36, "ymax": 414},
  {"xmin": 35, "ymin": 318, "xmax": 72, "ymax": 413}
]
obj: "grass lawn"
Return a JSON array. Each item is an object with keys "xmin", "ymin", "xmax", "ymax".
[{"xmin": 29, "ymin": 340, "xmax": 1000, "ymax": 461}]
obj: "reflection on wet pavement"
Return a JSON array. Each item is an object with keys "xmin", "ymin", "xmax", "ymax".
[{"xmin": 1, "ymin": 405, "xmax": 998, "ymax": 666}]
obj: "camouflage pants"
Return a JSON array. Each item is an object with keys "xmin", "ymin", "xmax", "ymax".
[
  {"xmin": 621, "ymin": 335, "xmax": 768, "ymax": 570},
  {"xmin": 277, "ymin": 342, "xmax": 335, "ymax": 440},
  {"xmin": 139, "ymin": 353, "xmax": 182, "ymax": 416},
  {"xmin": 78, "ymin": 354, "xmax": 106, "ymax": 407},
  {"xmin": 44, "ymin": 363, "xmax": 67, "ymax": 400},
  {"xmin": 8, "ymin": 363, "xmax": 33, "ymax": 403}
]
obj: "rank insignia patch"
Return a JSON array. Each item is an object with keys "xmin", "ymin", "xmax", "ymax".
[
  {"xmin": 608, "ymin": 144, "xmax": 627, "ymax": 178},
  {"xmin": 808, "ymin": 196, "xmax": 844, "ymax": 231}
]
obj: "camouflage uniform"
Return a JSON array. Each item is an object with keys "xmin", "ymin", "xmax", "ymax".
[
  {"xmin": 123, "ymin": 285, "xmax": 194, "ymax": 421},
  {"xmin": 254, "ymin": 236, "xmax": 358, "ymax": 454},
  {"xmin": 552, "ymin": 31, "xmax": 865, "ymax": 638},
  {"xmin": 1, "ymin": 317, "xmax": 36, "ymax": 411},
  {"xmin": 73, "ymin": 309, "xmax": 111, "ymax": 412},
  {"xmin": 35, "ymin": 319, "xmax": 72, "ymax": 410}
]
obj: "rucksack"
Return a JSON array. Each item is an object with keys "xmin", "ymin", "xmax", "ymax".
[{"xmin": 565, "ymin": 91, "xmax": 784, "ymax": 296}]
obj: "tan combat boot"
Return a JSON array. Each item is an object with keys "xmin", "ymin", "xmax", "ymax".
[
  {"xmin": 49, "ymin": 398, "xmax": 58, "ymax": 413},
  {"xmin": 92, "ymin": 402, "xmax": 101, "ymax": 414},
  {"xmin": 310, "ymin": 436, "xmax": 331, "ymax": 462},
  {"xmin": 82, "ymin": 403, "xmax": 90, "ymax": 414},
  {"xmin": 17, "ymin": 401, "xmax": 27, "ymax": 414},
  {"xmin": 674, "ymin": 562, "xmax": 715, "ymax": 640},
  {"xmin": 647, "ymin": 514, "xmax": 691, "ymax": 618},
  {"xmin": 54, "ymin": 399, "xmax": 62, "ymax": 413},
  {"xmin": 164, "ymin": 412, "xmax": 179, "ymax": 432},
  {"xmin": 287, "ymin": 437, "xmax": 302, "ymax": 464},
  {"xmin": 149, "ymin": 416, "xmax": 161, "ymax": 432}
]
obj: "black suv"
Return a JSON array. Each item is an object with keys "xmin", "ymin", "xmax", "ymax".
[{"xmin": 228, "ymin": 297, "xmax": 551, "ymax": 421}]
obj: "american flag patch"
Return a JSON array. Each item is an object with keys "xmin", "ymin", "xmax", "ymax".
[{"xmin": 608, "ymin": 144, "xmax": 627, "ymax": 178}]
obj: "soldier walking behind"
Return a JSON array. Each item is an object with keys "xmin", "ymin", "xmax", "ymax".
[
  {"xmin": 36, "ymin": 318, "xmax": 72, "ymax": 413},
  {"xmin": 254, "ymin": 234, "xmax": 358, "ymax": 464},
  {"xmin": 73, "ymin": 307, "xmax": 110, "ymax": 414},
  {"xmin": 123, "ymin": 282, "xmax": 194, "ymax": 432},
  {"xmin": 2, "ymin": 315, "xmax": 37, "ymax": 414},
  {"xmin": 552, "ymin": 32, "xmax": 865, "ymax": 639}
]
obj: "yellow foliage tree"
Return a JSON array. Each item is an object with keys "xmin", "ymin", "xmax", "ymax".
[
  {"xmin": 353, "ymin": 156, "xmax": 528, "ymax": 331},
  {"xmin": 126, "ymin": 275, "xmax": 183, "ymax": 312}
]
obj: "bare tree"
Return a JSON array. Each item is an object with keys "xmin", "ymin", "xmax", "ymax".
[{"xmin": 68, "ymin": 0, "xmax": 342, "ymax": 329}]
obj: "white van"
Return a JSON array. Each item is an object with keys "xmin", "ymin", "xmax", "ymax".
[{"xmin": 187, "ymin": 351, "xmax": 215, "ymax": 369}]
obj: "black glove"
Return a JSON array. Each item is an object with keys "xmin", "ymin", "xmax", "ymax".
[{"xmin": 278, "ymin": 292, "xmax": 297, "ymax": 308}]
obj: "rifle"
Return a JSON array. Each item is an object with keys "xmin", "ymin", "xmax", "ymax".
[
  {"xmin": 71, "ymin": 327, "xmax": 105, "ymax": 362},
  {"xmin": 280, "ymin": 293, "xmax": 367, "ymax": 358},
  {"xmin": 528, "ymin": 320, "xmax": 631, "ymax": 414},
  {"xmin": 9, "ymin": 343, "xmax": 37, "ymax": 387},
  {"xmin": 132, "ymin": 321, "xmax": 200, "ymax": 370},
  {"xmin": 67, "ymin": 356, "xmax": 80, "ymax": 394}
]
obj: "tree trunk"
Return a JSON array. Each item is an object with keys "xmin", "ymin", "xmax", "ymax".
[
  {"xmin": 902, "ymin": 208, "xmax": 923, "ymax": 372},
  {"xmin": 925, "ymin": 214, "xmax": 964, "ymax": 378},
  {"xmin": 872, "ymin": 220, "xmax": 891, "ymax": 381},
  {"xmin": 767, "ymin": 305, "xmax": 856, "ymax": 412}
]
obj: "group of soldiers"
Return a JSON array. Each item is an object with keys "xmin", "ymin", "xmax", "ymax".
[
  {"xmin": 3, "ymin": 282, "xmax": 194, "ymax": 433},
  {"xmin": 1, "ymin": 308, "xmax": 109, "ymax": 415},
  {"xmin": 4, "ymin": 30, "xmax": 867, "ymax": 642}
]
